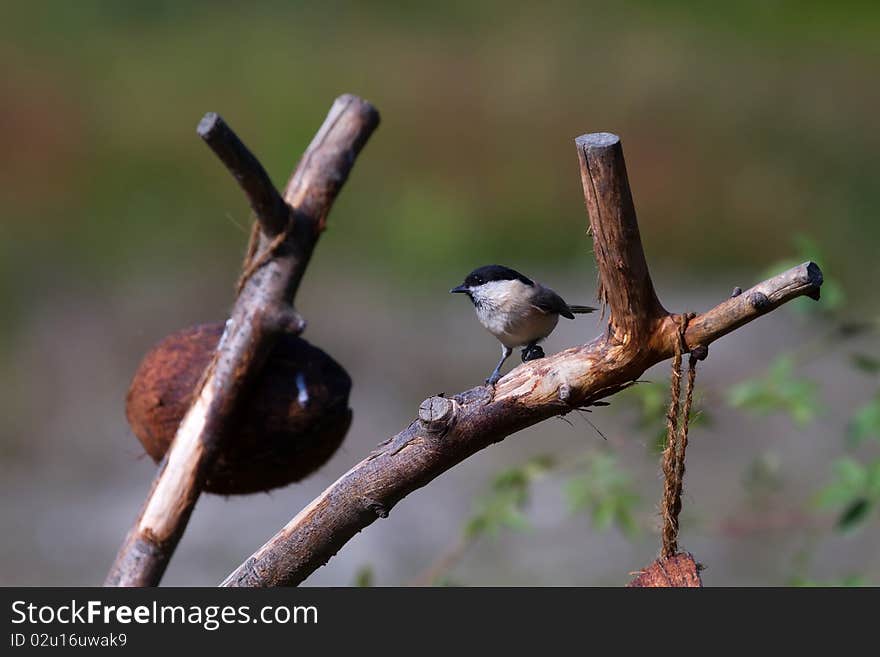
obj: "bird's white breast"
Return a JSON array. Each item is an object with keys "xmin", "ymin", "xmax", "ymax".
[{"xmin": 471, "ymin": 280, "xmax": 559, "ymax": 348}]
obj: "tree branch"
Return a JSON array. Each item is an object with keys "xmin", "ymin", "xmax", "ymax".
[
  {"xmin": 220, "ymin": 132, "xmax": 823, "ymax": 587},
  {"xmin": 684, "ymin": 261, "xmax": 822, "ymax": 351},
  {"xmin": 576, "ymin": 133, "xmax": 666, "ymax": 343},
  {"xmin": 105, "ymin": 95, "xmax": 379, "ymax": 586},
  {"xmin": 197, "ymin": 112, "xmax": 290, "ymax": 237}
]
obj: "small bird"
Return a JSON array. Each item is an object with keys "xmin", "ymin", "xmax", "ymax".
[{"xmin": 451, "ymin": 265, "xmax": 596, "ymax": 385}]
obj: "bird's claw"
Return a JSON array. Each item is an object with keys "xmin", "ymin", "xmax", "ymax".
[{"xmin": 521, "ymin": 345, "xmax": 545, "ymax": 362}]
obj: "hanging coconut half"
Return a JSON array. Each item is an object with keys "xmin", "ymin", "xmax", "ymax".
[
  {"xmin": 627, "ymin": 553, "xmax": 704, "ymax": 587},
  {"xmin": 126, "ymin": 322, "xmax": 352, "ymax": 495}
]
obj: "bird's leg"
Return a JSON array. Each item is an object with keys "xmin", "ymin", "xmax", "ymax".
[
  {"xmin": 521, "ymin": 341, "xmax": 545, "ymax": 362},
  {"xmin": 486, "ymin": 345, "xmax": 513, "ymax": 386}
]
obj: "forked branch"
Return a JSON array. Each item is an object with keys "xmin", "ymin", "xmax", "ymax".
[
  {"xmin": 105, "ymin": 95, "xmax": 379, "ymax": 586},
  {"xmin": 220, "ymin": 133, "xmax": 822, "ymax": 587}
]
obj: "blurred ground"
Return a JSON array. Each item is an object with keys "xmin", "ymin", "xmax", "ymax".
[
  {"xmin": 0, "ymin": 1, "xmax": 878, "ymax": 585},
  {"xmin": 1, "ymin": 262, "xmax": 877, "ymax": 586}
]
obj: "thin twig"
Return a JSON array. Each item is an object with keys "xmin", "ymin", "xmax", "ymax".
[{"xmin": 198, "ymin": 113, "xmax": 290, "ymax": 237}]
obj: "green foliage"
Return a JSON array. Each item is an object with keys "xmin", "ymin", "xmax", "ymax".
[
  {"xmin": 728, "ymin": 239, "xmax": 879, "ymax": 581},
  {"xmin": 564, "ymin": 452, "xmax": 640, "ymax": 538},
  {"xmin": 353, "ymin": 565, "xmax": 374, "ymax": 587},
  {"xmin": 837, "ymin": 498, "xmax": 872, "ymax": 531},
  {"xmin": 461, "ymin": 449, "xmax": 640, "ymax": 545},
  {"xmin": 815, "ymin": 457, "xmax": 880, "ymax": 532},
  {"xmin": 727, "ymin": 355, "xmax": 819, "ymax": 427},
  {"xmin": 851, "ymin": 353, "xmax": 880, "ymax": 374},
  {"xmin": 627, "ymin": 382, "xmax": 668, "ymax": 429},
  {"xmin": 463, "ymin": 455, "xmax": 555, "ymax": 540},
  {"xmin": 848, "ymin": 396, "xmax": 880, "ymax": 446},
  {"xmin": 790, "ymin": 574, "xmax": 868, "ymax": 587},
  {"xmin": 622, "ymin": 382, "xmax": 712, "ymax": 454}
]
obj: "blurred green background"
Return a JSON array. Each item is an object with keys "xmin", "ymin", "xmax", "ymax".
[{"xmin": 1, "ymin": 1, "xmax": 878, "ymax": 586}]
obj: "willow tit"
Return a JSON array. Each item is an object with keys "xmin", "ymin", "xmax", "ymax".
[{"xmin": 451, "ymin": 265, "xmax": 596, "ymax": 385}]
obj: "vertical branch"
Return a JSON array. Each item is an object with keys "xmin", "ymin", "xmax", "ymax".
[
  {"xmin": 105, "ymin": 95, "xmax": 379, "ymax": 587},
  {"xmin": 576, "ymin": 133, "xmax": 666, "ymax": 344}
]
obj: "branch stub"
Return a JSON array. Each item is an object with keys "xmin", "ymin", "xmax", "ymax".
[{"xmin": 418, "ymin": 396, "xmax": 455, "ymax": 432}]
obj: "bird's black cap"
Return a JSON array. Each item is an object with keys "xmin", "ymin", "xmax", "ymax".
[{"xmin": 456, "ymin": 265, "xmax": 534, "ymax": 290}]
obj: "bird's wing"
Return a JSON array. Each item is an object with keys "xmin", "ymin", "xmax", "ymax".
[{"xmin": 531, "ymin": 286, "xmax": 575, "ymax": 319}]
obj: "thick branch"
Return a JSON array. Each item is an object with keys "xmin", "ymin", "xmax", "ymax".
[
  {"xmin": 105, "ymin": 95, "xmax": 379, "ymax": 586},
  {"xmin": 576, "ymin": 133, "xmax": 666, "ymax": 343},
  {"xmin": 221, "ymin": 263, "xmax": 822, "ymax": 587}
]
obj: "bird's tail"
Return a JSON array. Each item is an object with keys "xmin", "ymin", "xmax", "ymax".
[{"xmin": 569, "ymin": 305, "xmax": 597, "ymax": 314}]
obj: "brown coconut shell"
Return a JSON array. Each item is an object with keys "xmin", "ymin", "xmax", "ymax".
[
  {"xmin": 627, "ymin": 553, "xmax": 703, "ymax": 587},
  {"xmin": 126, "ymin": 322, "xmax": 352, "ymax": 495}
]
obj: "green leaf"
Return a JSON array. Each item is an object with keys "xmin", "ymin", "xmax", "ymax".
[
  {"xmin": 835, "ymin": 457, "xmax": 870, "ymax": 488},
  {"xmin": 728, "ymin": 355, "xmax": 820, "ymax": 427},
  {"xmin": 500, "ymin": 508, "xmax": 530, "ymax": 533},
  {"xmin": 816, "ymin": 483, "xmax": 855, "ymax": 508},
  {"xmin": 353, "ymin": 566, "xmax": 374, "ymax": 587},
  {"xmin": 837, "ymin": 498, "xmax": 872, "ymax": 532},
  {"xmin": 463, "ymin": 454, "xmax": 554, "ymax": 541},
  {"xmin": 837, "ymin": 320, "xmax": 880, "ymax": 339},
  {"xmin": 621, "ymin": 382, "xmax": 711, "ymax": 454},
  {"xmin": 592, "ymin": 500, "xmax": 616, "ymax": 531},
  {"xmin": 866, "ymin": 461, "xmax": 880, "ymax": 498},
  {"xmin": 463, "ymin": 515, "xmax": 488, "ymax": 540},
  {"xmin": 615, "ymin": 506, "xmax": 639, "ymax": 537},
  {"xmin": 815, "ymin": 458, "xmax": 880, "ymax": 531},
  {"xmin": 491, "ymin": 469, "xmax": 528, "ymax": 493},
  {"xmin": 848, "ymin": 397, "xmax": 880, "ymax": 445},
  {"xmin": 815, "ymin": 458, "xmax": 868, "ymax": 508},
  {"xmin": 851, "ymin": 353, "xmax": 880, "ymax": 374},
  {"xmin": 634, "ymin": 383, "xmax": 667, "ymax": 419},
  {"xmin": 565, "ymin": 452, "xmax": 640, "ymax": 538}
]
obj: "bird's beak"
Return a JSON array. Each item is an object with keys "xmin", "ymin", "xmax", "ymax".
[{"xmin": 450, "ymin": 285, "xmax": 468, "ymax": 294}]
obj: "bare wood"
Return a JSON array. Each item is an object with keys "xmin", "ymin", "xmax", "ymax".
[
  {"xmin": 684, "ymin": 261, "xmax": 822, "ymax": 351},
  {"xmin": 221, "ymin": 257, "xmax": 821, "ymax": 587},
  {"xmin": 576, "ymin": 133, "xmax": 666, "ymax": 343},
  {"xmin": 219, "ymin": 131, "xmax": 822, "ymax": 586},
  {"xmin": 197, "ymin": 112, "xmax": 290, "ymax": 237},
  {"xmin": 105, "ymin": 95, "xmax": 379, "ymax": 586}
]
